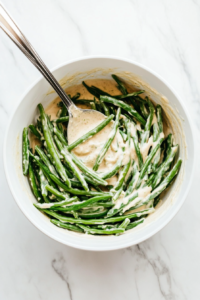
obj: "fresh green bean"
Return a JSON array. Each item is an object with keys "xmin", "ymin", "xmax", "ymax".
[
  {"xmin": 48, "ymin": 195, "xmax": 111, "ymax": 212},
  {"xmin": 55, "ymin": 136, "xmax": 89, "ymax": 191},
  {"xmin": 35, "ymin": 145, "xmax": 58, "ymax": 177},
  {"xmin": 114, "ymin": 91, "xmax": 144, "ymax": 100},
  {"xmin": 152, "ymin": 145, "xmax": 178, "ymax": 189},
  {"xmin": 116, "ymin": 218, "xmax": 130, "ymax": 235},
  {"xmin": 51, "ymin": 219, "xmax": 84, "ymax": 232},
  {"xmin": 29, "ymin": 124, "xmax": 41, "ymax": 139},
  {"xmin": 126, "ymin": 218, "xmax": 144, "ymax": 230},
  {"xmin": 78, "ymin": 224, "xmax": 124, "ymax": 235},
  {"xmin": 35, "ymin": 197, "xmax": 78, "ymax": 209},
  {"xmin": 156, "ymin": 105, "xmax": 163, "ymax": 133},
  {"xmin": 139, "ymin": 137, "xmax": 164, "ymax": 180},
  {"xmin": 76, "ymin": 208, "xmax": 108, "ymax": 219},
  {"xmin": 29, "ymin": 151, "xmax": 58, "ymax": 189},
  {"xmin": 38, "ymin": 168, "xmax": 50, "ymax": 203},
  {"xmin": 99, "ymin": 153, "xmax": 124, "ymax": 180},
  {"xmin": 54, "ymin": 125, "xmax": 68, "ymax": 146},
  {"xmin": 50, "ymin": 174, "xmax": 111, "ymax": 196},
  {"xmin": 55, "ymin": 116, "xmax": 69, "ymax": 123},
  {"xmin": 140, "ymin": 103, "xmax": 149, "ymax": 119},
  {"xmin": 70, "ymin": 153, "xmax": 108, "ymax": 186},
  {"xmin": 93, "ymin": 107, "xmax": 121, "ymax": 171},
  {"xmin": 28, "ymin": 159, "xmax": 42, "ymax": 203},
  {"xmin": 45, "ymin": 184, "xmax": 68, "ymax": 200},
  {"xmin": 112, "ymin": 74, "xmax": 128, "ymax": 95},
  {"xmin": 100, "ymin": 96, "xmax": 146, "ymax": 125},
  {"xmin": 41, "ymin": 208, "xmax": 154, "ymax": 224},
  {"xmin": 113, "ymin": 159, "xmax": 131, "ymax": 191},
  {"xmin": 38, "ymin": 104, "xmax": 70, "ymax": 186},
  {"xmin": 22, "ymin": 127, "xmax": 29, "ymax": 175}
]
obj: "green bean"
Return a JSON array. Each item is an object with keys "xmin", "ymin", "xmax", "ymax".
[
  {"xmin": 82, "ymin": 81, "xmax": 111, "ymax": 98},
  {"xmin": 38, "ymin": 104, "xmax": 70, "ymax": 186},
  {"xmin": 41, "ymin": 208, "xmax": 154, "ymax": 224},
  {"xmin": 37, "ymin": 119, "xmax": 43, "ymax": 133},
  {"xmin": 144, "ymin": 97, "xmax": 154, "ymax": 131},
  {"xmin": 29, "ymin": 124, "xmax": 41, "ymax": 139},
  {"xmin": 153, "ymin": 123, "xmax": 159, "ymax": 142},
  {"xmin": 38, "ymin": 168, "xmax": 50, "ymax": 203},
  {"xmin": 114, "ymin": 91, "xmax": 145, "ymax": 100},
  {"xmin": 114, "ymin": 159, "xmax": 131, "ymax": 191},
  {"xmin": 71, "ymin": 153, "xmax": 108, "ymax": 186},
  {"xmin": 116, "ymin": 218, "xmax": 130, "ymax": 235},
  {"xmin": 140, "ymin": 103, "xmax": 149, "ymax": 119},
  {"xmin": 139, "ymin": 137, "xmax": 164, "ymax": 180},
  {"xmin": 71, "ymin": 93, "xmax": 81, "ymax": 101},
  {"xmin": 45, "ymin": 184, "xmax": 69, "ymax": 200},
  {"xmin": 28, "ymin": 159, "xmax": 42, "ymax": 203},
  {"xmin": 165, "ymin": 133, "xmax": 173, "ymax": 158},
  {"xmin": 35, "ymin": 145, "xmax": 58, "ymax": 177},
  {"xmin": 54, "ymin": 126, "xmax": 68, "ymax": 146},
  {"xmin": 119, "ymin": 129, "xmax": 127, "ymax": 142},
  {"xmin": 112, "ymin": 74, "xmax": 128, "ymax": 95},
  {"xmin": 50, "ymin": 174, "xmax": 111, "ymax": 196},
  {"xmin": 153, "ymin": 197, "xmax": 160, "ymax": 207},
  {"xmin": 132, "ymin": 129, "xmax": 143, "ymax": 170},
  {"xmin": 100, "ymin": 96, "xmax": 146, "ymax": 126},
  {"xmin": 50, "ymin": 195, "xmax": 111, "ymax": 212},
  {"xmin": 152, "ymin": 148, "xmax": 161, "ymax": 172},
  {"xmin": 35, "ymin": 197, "xmax": 78, "ymax": 209},
  {"xmin": 57, "ymin": 123, "xmax": 64, "ymax": 135},
  {"xmin": 107, "ymin": 189, "xmax": 141, "ymax": 218},
  {"xmin": 67, "ymin": 114, "xmax": 114, "ymax": 151},
  {"xmin": 22, "ymin": 127, "xmax": 29, "ymax": 175},
  {"xmin": 46, "ymin": 115, "xmax": 54, "ymax": 134},
  {"xmin": 99, "ymin": 153, "xmax": 124, "ymax": 180},
  {"xmin": 126, "ymin": 218, "xmax": 144, "ymax": 230},
  {"xmin": 55, "ymin": 116, "xmax": 69, "ymax": 123},
  {"xmin": 51, "ymin": 219, "xmax": 84, "ymax": 232},
  {"xmin": 29, "ymin": 151, "xmax": 58, "ymax": 189},
  {"xmin": 78, "ymin": 224, "xmax": 124, "ymax": 235},
  {"xmin": 125, "ymin": 163, "xmax": 139, "ymax": 196},
  {"xmin": 112, "ymin": 185, "xmax": 124, "ymax": 202},
  {"xmin": 152, "ymin": 145, "xmax": 178, "ymax": 189},
  {"xmin": 77, "ymin": 208, "xmax": 108, "ymax": 219},
  {"xmin": 156, "ymin": 105, "xmax": 163, "ymax": 133},
  {"xmin": 91, "ymin": 85, "xmax": 111, "ymax": 97},
  {"xmin": 55, "ymin": 136, "xmax": 89, "ymax": 191},
  {"xmin": 141, "ymin": 159, "xmax": 182, "ymax": 206},
  {"xmin": 60, "ymin": 104, "xmax": 68, "ymax": 117},
  {"xmin": 93, "ymin": 107, "xmax": 121, "ymax": 171},
  {"xmin": 100, "ymin": 101, "xmax": 110, "ymax": 116},
  {"xmin": 82, "ymin": 81, "xmax": 101, "ymax": 98},
  {"xmin": 87, "ymin": 201, "xmax": 114, "ymax": 208},
  {"xmin": 90, "ymin": 101, "xmax": 96, "ymax": 110}
]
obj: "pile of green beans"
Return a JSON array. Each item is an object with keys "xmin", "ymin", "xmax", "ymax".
[{"xmin": 22, "ymin": 75, "xmax": 182, "ymax": 236}]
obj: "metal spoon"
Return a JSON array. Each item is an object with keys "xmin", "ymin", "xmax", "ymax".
[{"xmin": 0, "ymin": 3, "xmax": 105, "ymax": 140}]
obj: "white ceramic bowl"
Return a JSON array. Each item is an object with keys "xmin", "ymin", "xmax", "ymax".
[{"xmin": 4, "ymin": 56, "xmax": 195, "ymax": 251}]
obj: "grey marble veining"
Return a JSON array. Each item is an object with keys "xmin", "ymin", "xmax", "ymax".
[{"xmin": 1, "ymin": 0, "xmax": 200, "ymax": 299}]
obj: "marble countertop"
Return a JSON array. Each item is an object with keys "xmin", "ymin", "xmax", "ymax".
[{"xmin": 1, "ymin": 0, "xmax": 200, "ymax": 299}]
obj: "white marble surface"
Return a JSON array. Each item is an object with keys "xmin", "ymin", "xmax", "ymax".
[{"xmin": 1, "ymin": 0, "xmax": 200, "ymax": 299}]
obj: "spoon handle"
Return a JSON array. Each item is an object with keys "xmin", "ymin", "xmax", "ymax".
[{"xmin": 0, "ymin": 3, "xmax": 73, "ymax": 111}]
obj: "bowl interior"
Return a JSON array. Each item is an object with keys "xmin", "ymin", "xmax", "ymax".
[{"xmin": 4, "ymin": 57, "xmax": 195, "ymax": 251}]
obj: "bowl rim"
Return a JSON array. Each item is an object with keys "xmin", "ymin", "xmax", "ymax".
[{"xmin": 3, "ymin": 55, "xmax": 196, "ymax": 251}]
